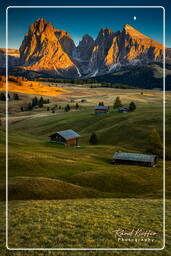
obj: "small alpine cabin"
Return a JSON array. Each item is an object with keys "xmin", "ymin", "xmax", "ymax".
[
  {"xmin": 49, "ymin": 129, "xmax": 80, "ymax": 147},
  {"xmin": 118, "ymin": 106, "xmax": 129, "ymax": 113},
  {"xmin": 112, "ymin": 152, "xmax": 157, "ymax": 167},
  {"xmin": 95, "ymin": 106, "xmax": 108, "ymax": 114}
]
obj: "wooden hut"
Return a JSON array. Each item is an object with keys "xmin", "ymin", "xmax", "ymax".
[
  {"xmin": 112, "ymin": 152, "xmax": 157, "ymax": 167},
  {"xmin": 95, "ymin": 106, "xmax": 108, "ymax": 114},
  {"xmin": 49, "ymin": 129, "xmax": 80, "ymax": 147},
  {"xmin": 118, "ymin": 106, "xmax": 129, "ymax": 113}
]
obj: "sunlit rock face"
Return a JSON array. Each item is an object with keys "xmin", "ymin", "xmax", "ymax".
[
  {"xmin": 104, "ymin": 24, "xmax": 163, "ymax": 72},
  {"xmin": 19, "ymin": 18, "xmax": 80, "ymax": 78},
  {"xmin": 18, "ymin": 19, "xmax": 164, "ymax": 78}
]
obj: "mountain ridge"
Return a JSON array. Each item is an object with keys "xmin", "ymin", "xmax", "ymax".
[{"xmin": 0, "ymin": 18, "xmax": 168, "ymax": 81}]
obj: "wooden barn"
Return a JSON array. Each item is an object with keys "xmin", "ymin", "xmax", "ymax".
[
  {"xmin": 95, "ymin": 106, "xmax": 108, "ymax": 114},
  {"xmin": 112, "ymin": 152, "xmax": 157, "ymax": 167},
  {"xmin": 49, "ymin": 129, "xmax": 80, "ymax": 147}
]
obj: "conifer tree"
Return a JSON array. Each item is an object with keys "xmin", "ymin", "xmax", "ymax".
[
  {"xmin": 89, "ymin": 132, "xmax": 98, "ymax": 145},
  {"xmin": 147, "ymin": 128, "xmax": 162, "ymax": 156},
  {"xmin": 0, "ymin": 92, "xmax": 6, "ymax": 101},
  {"xmin": 113, "ymin": 96, "xmax": 122, "ymax": 109}
]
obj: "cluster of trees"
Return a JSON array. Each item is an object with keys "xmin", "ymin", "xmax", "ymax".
[
  {"xmin": 21, "ymin": 96, "xmax": 50, "ymax": 111},
  {"xmin": 113, "ymin": 96, "xmax": 136, "ymax": 112},
  {"xmin": 64, "ymin": 103, "xmax": 80, "ymax": 112},
  {"xmin": 47, "ymin": 103, "xmax": 80, "ymax": 113},
  {"xmin": 0, "ymin": 92, "xmax": 19, "ymax": 101}
]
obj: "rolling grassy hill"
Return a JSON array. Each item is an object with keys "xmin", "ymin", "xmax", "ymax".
[
  {"xmin": 0, "ymin": 88, "xmax": 170, "ymax": 200},
  {"xmin": 0, "ymin": 87, "xmax": 170, "ymax": 254}
]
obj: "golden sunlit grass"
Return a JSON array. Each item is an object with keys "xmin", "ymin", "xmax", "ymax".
[
  {"xmin": 2, "ymin": 199, "xmax": 165, "ymax": 249},
  {"xmin": 0, "ymin": 80, "xmax": 69, "ymax": 96}
]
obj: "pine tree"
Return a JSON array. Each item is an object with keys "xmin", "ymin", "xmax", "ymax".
[
  {"xmin": 147, "ymin": 128, "xmax": 162, "ymax": 156},
  {"xmin": 129, "ymin": 101, "xmax": 136, "ymax": 112},
  {"xmin": 0, "ymin": 92, "xmax": 6, "ymax": 101},
  {"xmin": 13, "ymin": 93, "xmax": 19, "ymax": 100},
  {"xmin": 28, "ymin": 103, "xmax": 32, "ymax": 111},
  {"xmin": 65, "ymin": 104, "xmax": 70, "ymax": 112},
  {"xmin": 32, "ymin": 98, "xmax": 35, "ymax": 108},
  {"xmin": 89, "ymin": 132, "xmax": 98, "ymax": 145},
  {"xmin": 113, "ymin": 96, "xmax": 122, "ymax": 109},
  {"xmin": 34, "ymin": 96, "xmax": 38, "ymax": 105},
  {"xmin": 38, "ymin": 97, "xmax": 44, "ymax": 108}
]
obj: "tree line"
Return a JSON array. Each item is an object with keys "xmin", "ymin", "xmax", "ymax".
[
  {"xmin": 0, "ymin": 92, "xmax": 20, "ymax": 101},
  {"xmin": 20, "ymin": 96, "xmax": 50, "ymax": 111}
]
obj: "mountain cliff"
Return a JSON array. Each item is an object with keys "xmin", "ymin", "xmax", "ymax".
[
  {"xmin": 12, "ymin": 18, "xmax": 165, "ymax": 79},
  {"xmin": 19, "ymin": 18, "xmax": 80, "ymax": 78},
  {"xmin": 104, "ymin": 24, "xmax": 163, "ymax": 72}
]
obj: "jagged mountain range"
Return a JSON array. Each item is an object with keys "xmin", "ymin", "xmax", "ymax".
[{"xmin": 0, "ymin": 17, "xmax": 171, "ymax": 83}]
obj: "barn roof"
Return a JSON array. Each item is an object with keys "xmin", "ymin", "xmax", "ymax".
[
  {"xmin": 95, "ymin": 106, "xmax": 108, "ymax": 110},
  {"xmin": 113, "ymin": 152, "xmax": 157, "ymax": 162},
  {"xmin": 57, "ymin": 129, "xmax": 80, "ymax": 140},
  {"xmin": 118, "ymin": 106, "xmax": 129, "ymax": 111}
]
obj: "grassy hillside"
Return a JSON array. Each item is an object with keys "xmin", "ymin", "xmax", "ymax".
[
  {"xmin": 0, "ymin": 199, "xmax": 166, "ymax": 250},
  {"xmin": 0, "ymin": 87, "xmax": 170, "ymax": 200}
]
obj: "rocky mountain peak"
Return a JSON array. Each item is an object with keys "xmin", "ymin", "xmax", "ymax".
[
  {"xmin": 78, "ymin": 34, "xmax": 94, "ymax": 47},
  {"xmin": 29, "ymin": 18, "xmax": 52, "ymax": 34},
  {"xmin": 96, "ymin": 28, "xmax": 114, "ymax": 42},
  {"xmin": 76, "ymin": 34, "xmax": 95, "ymax": 63},
  {"xmin": 19, "ymin": 18, "xmax": 80, "ymax": 78},
  {"xmin": 18, "ymin": 19, "xmax": 164, "ymax": 79}
]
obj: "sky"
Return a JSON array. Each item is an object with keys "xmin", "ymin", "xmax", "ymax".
[{"xmin": 0, "ymin": 0, "xmax": 170, "ymax": 49}]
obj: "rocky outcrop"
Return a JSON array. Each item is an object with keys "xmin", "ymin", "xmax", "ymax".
[
  {"xmin": 55, "ymin": 29, "xmax": 76, "ymax": 56},
  {"xmin": 88, "ymin": 28, "xmax": 115, "ymax": 76},
  {"xmin": 77, "ymin": 34, "xmax": 95, "ymax": 61}
]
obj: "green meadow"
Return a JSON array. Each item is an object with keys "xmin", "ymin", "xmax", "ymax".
[{"xmin": 0, "ymin": 86, "xmax": 170, "ymax": 252}]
